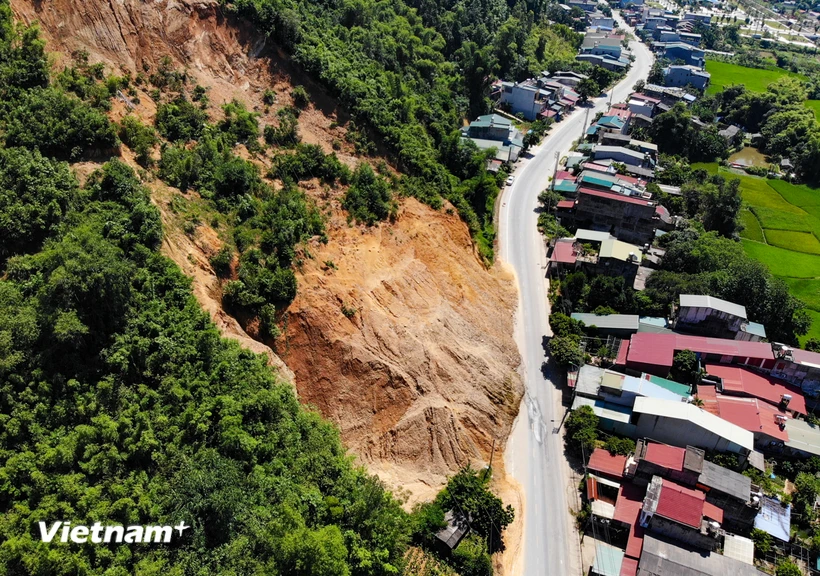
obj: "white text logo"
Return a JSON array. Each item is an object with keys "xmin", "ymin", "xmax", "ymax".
[{"xmin": 38, "ymin": 521, "xmax": 190, "ymax": 544}]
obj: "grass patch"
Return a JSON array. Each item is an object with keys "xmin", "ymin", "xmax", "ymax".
[
  {"xmin": 783, "ymin": 278, "xmax": 820, "ymax": 311},
  {"xmin": 805, "ymin": 100, "xmax": 820, "ymax": 122},
  {"xmin": 764, "ymin": 230, "xmax": 820, "ymax": 254},
  {"xmin": 691, "ymin": 161, "xmax": 719, "ymax": 174},
  {"xmin": 742, "ymin": 240, "xmax": 820, "ymax": 278},
  {"xmin": 705, "ymin": 60, "xmax": 806, "ymax": 95},
  {"xmin": 740, "ymin": 208, "xmax": 766, "ymax": 242}
]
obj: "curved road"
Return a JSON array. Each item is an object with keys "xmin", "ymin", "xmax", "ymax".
[{"xmin": 500, "ymin": 18, "xmax": 653, "ymax": 576}]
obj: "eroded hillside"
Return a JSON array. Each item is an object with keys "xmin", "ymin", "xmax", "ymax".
[{"xmin": 11, "ymin": 0, "xmax": 524, "ymax": 499}]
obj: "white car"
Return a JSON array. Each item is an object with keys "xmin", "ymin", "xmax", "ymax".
[{"xmin": 505, "ymin": 175, "xmax": 515, "ymax": 186}]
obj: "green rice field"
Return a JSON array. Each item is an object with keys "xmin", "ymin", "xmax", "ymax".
[
  {"xmin": 696, "ymin": 163, "xmax": 820, "ymax": 343},
  {"xmin": 704, "ymin": 60, "xmax": 807, "ymax": 95}
]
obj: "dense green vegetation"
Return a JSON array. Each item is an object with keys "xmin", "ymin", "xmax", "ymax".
[
  {"xmin": 0, "ymin": 4, "xmax": 422, "ymax": 573},
  {"xmin": 225, "ymin": 0, "xmax": 584, "ymax": 260},
  {"xmin": 410, "ymin": 466, "xmax": 515, "ymax": 576}
]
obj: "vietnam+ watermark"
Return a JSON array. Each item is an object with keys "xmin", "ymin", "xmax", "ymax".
[{"xmin": 38, "ymin": 521, "xmax": 190, "ymax": 544}]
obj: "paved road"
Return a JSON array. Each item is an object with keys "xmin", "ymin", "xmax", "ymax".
[{"xmin": 500, "ymin": 17, "xmax": 653, "ymax": 576}]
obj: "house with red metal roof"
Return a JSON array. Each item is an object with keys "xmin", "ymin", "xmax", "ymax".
[
  {"xmin": 613, "ymin": 482, "xmax": 647, "ymax": 559},
  {"xmin": 712, "ymin": 396, "xmax": 789, "ymax": 448},
  {"xmin": 617, "ymin": 332, "xmax": 776, "ymax": 377},
  {"xmin": 589, "ymin": 447, "xmax": 628, "ymax": 479},
  {"xmin": 640, "ymin": 476, "xmax": 722, "ymax": 551},
  {"xmin": 626, "ymin": 438, "xmax": 760, "ymax": 532},
  {"xmin": 704, "ymin": 363, "xmax": 806, "ymax": 416}
]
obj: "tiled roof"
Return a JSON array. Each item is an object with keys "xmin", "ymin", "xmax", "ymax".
[
  {"xmin": 557, "ymin": 199, "xmax": 576, "ymax": 209},
  {"xmin": 656, "ymin": 479, "xmax": 705, "ymax": 528},
  {"xmin": 588, "ymin": 448, "xmax": 628, "ymax": 478}
]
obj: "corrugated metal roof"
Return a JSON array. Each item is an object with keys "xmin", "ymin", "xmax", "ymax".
[
  {"xmin": 714, "ymin": 396, "xmax": 789, "ymax": 442},
  {"xmin": 600, "ymin": 238, "xmax": 643, "ymax": 263},
  {"xmin": 579, "ymin": 187, "xmax": 654, "ymax": 207},
  {"xmin": 644, "ymin": 444, "xmax": 685, "ymax": 471},
  {"xmin": 572, "ymin": 313, "xmax": 640, "ymax": 331},
  {"xmin": 754, "ymin": 496, "xmax": 791, "ymax": 541},
  {"xmin": 588, "ymin": 448, "xmax": 628, "ymax": 478},
  {"xmin": 644, "ymin": 374, "xmax": 691, "ymax": 397},
  {"xmin": 632, "ymin": 397, "xmax": 755, "ymax": 451},
  {"xmin": 679, "ymin": 294, "xmax": 747, "ymax": 320},
  {"xmin": 698, "ymin": 460, "xmax": 751, "ymax": 502},
  {"xmin": 656, "ymin": 479, "xmax": 705, "ymax": 528},
  {"xmin": 625, "ymin": 333, "xmax": 775, "ymax": 369},
  {"xmin": 619, "ymin": 557, "xmax": 639, "ymax": 576},
  {"xmin": 575, "ymin": 228, "xmax": 615, "ymax": 242},
  {"xmin": 572, "ymin": 396, "xmax": 633, "ymax": 423},
  {"xmin": 593, "ymin": 543, "xmax": 625, "ymax": 576},
  {"xmin": 638, "ymin": 534, "xmax": 766, "ymax": 576},
  {"xmin": 575, "ymin": 364, "xmax": 605, "ymax": 397},
  {"xmin": 705, "ymin": 363, "xmax": 806, "ymax": 415},
  {"xmin": 785, "ymin": 418, "xmax": 820, "ymax": 456},
  {"xmin": 594, "ymin": 145, "xmax": 645, "ymax": 160},
  {"xmin": 550, "ymin": 238, "xmax": 577, "ymax": 264},
  {"xmin": 620, "ymin": 376, "xmax": 688, "ymax": 402}
]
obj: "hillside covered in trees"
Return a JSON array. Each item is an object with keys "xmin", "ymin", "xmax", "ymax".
[
  {"xmin": 0, "ymin": 2, "xmax": 413, "ymax": 573},
  {"xmin": 227, "ymin": 0, "xmax": 582, "ymax": 259}
]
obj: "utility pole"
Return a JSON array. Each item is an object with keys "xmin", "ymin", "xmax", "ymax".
[
  {"xmin": 551, "ymin": 150, "xmax": 560, "ymax": 186},
  {"xmin": 580, "ymin": 107, "xmax": 591, "ymax": 140}
]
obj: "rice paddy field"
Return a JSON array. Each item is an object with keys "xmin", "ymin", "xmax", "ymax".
[
  {"xmin": 704, "ymin": 60, "xmax": 807, "ymax": 95},
  {"xmin": 691, "ymin": 163, "xmax": 820, "ymax": 343}
]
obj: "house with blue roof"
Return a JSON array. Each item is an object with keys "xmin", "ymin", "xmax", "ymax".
[{"xmin": 660, "ymin": 43, "xmax": 705, "ymax": 68}]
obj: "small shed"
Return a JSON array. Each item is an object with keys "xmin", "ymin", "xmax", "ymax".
[{"xmin": 434, "ymin": 510, "xmax": 470, "ymax": 554}]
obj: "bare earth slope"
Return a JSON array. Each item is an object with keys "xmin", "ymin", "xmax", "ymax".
[{"xmin": 11, "ymin": 0, "xmax": 523, "ymax": 500}]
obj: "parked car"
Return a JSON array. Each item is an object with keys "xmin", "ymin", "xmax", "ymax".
[{"xmin": 505, "ymin": 175, "xmax": 515, "ymax": 186}]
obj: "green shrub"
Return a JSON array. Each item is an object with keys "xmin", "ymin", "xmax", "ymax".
[
  {"xmin": 155, "ymin": 95, "xmax": 208, "ymax": 141},
  {"xmin": 342, "ymin": 163, "xmax": 396, "ymax": 225},
  {"xmin": 209, "ymin": 245, "xmax": 233, "ymax": 277},
  {"xmin": 118, "ymin": 115, "xmax": 158, "ymax": 166},
  {"xmin": 219, "ymin": 99, "xmax": 259, "ymax": 145},
  {"xmin": 264, "ymin": 107, "xmax": 300, "ymax": 147},
  {"xmin": 291, "ymin": 85, "xmax": 309, "ymax": 108}
]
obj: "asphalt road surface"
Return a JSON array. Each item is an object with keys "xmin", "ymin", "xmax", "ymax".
[{"xmin": 499, "ymin": 17, "xmax": 653, "ymax": 576}]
